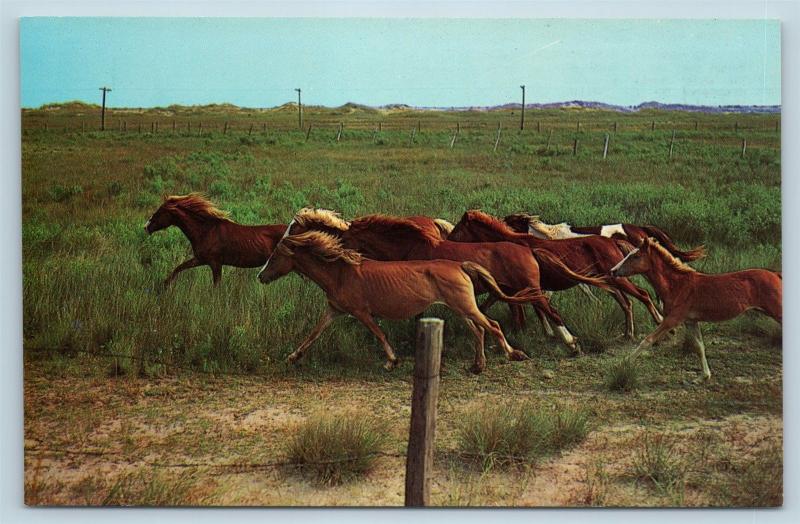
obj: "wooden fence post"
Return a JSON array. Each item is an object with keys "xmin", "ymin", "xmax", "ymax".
[
  {"xmin": 224, "ymin": 122, "xmax": 228, "ymax": 134},
  {"xmin": 173, "ymin": 120, "xmax": 176, "ymax": 132},
  {"xmin": 404, "ymin": 318, "xmax": 443, "ymax": 507},
  {"xmin": 410, "ymin": 127, "xmax": 416, "ymax": 145},
  {"xmin": 537, "ymin": 121, "xmax": 541, "ymax": 133},
  {"xmin": 669, "ymin": 130, "xmax": 676, "ymax": 159},
  {"xmin": 249, "ymin": 124, "xmax": 254, "ymax": 136},
  {"xmin": 572, "ymin": 138, "xmax": 578, "ymax": 156},
  {"xmin": 379, "ymin": 122, "xmax": 382, "ymax": 132},
  {"xmin": 576, "ymin": 121, "xmax": 581, "ymax": 132},
  {"xmin": 123, "ymin": 121, "xmax": 127, "ymax": 132},
  {"xmin": 199, "ymin": 121, "xmax": 203, "ymax": 134},
  {"xmin": 613, "ymin": 121, "xmax": 618, "ymax": 133},
  {"xmin": 305, "ymin": 124, "xmax": 312, "ymax": 141},
  {"xmin": 695, "ymin": 121, "xmax": 698, "ymax": 131},
  {"xmin": 735, "ymin": 121, "xmax": 738, "ymax": 133},
  {"xmin": 545, "ymin": 129, "xmax": 553, "ymax": 151},
  {"xmin": 263, "ymin": 123, "xmax": 267, "ymax": 133},
  {"xmin": 741, "ymin": 138, "xmax": 747, "ymax": 158},
  {"xmin": 493, "ymin": 123, "xmax": 502, "ymax": 152},
  {"xmin": 336, "ymin": 122, "xmax": 343, "ymax": 142},
  {"xmin": 603, "ymin": 134, "xmax": 609, "ymax": 159},
  {"xmin": 651, "ymin": 120, "xmax": 655, "ymax": 132}
]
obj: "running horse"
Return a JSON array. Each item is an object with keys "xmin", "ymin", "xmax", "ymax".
[
  {"xmin": 450, "ymin": 210, "xmax": 665, "ymax": 339},
  {"xmin": 282, "ymin": 208, "xmax": 612, "ymax": 352},
  {"xmin": 144, "ymin": 193, "xmax": 286, "ymax": 286},
  {"xmin": 504, "ymin": 213, "xmax": 705, "ymax": 262},
  {"xmin": 257, "ymin": 230, "xmax": 531, "ymax": 373},
  {"xmin": 610, "ymin": 237, "xmax": 781, "ymax": 381}
]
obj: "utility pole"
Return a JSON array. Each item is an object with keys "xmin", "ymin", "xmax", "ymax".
[
  {"xmin": 99, "ymin": 86, "xmax": 111, "ymax": 131},
  {"xmin": 295, "ymin": 88, "xmax": 302, "ymax": 129},
  {"xmin": 520, "ymin": 85, "xmax": 525, "ymax": 131}
]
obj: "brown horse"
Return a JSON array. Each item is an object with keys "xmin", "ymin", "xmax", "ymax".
[
  {"xmin": 504, "ymin": 213, "xmax": 705, "ymax": 262},
  {"xmin": 450, "ymin": 210, "xmax": 665, "ymax": 339},
  {"xmin": 145, "ymin": 193, "xmax": 286, "ymax": 286},
  {"xmin": 257, "ymin": 230, "xmax": 531, "ymax": 373},
  {"xmin": 610, "ymin": 237, "xmax": 781, "ymax": 381},
  {"xmin": 284, "ymin": 208, "xmax": 611, "ymax": 352}
]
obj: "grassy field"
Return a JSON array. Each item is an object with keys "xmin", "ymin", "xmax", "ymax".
[{"xmin": 22, "ymin": 103, "xmax": 782, "ymax": 506}]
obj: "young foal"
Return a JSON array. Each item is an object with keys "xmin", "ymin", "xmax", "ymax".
[
  {"xmin": 145, "ymin": 193, "xmax": 286, "ymax": 286},
  {"xmin": 450, "ymin": 210, "xmax": 665, "ymax": 339},
  {"xmin": 504, "ymin": 213, "xmax": 705, "ymax": 262},
  {"xmin": 257, "ymin": 230, "xmax": 530, "ymax": 373},
  {"xmin": 610, "ymin": 237, "xmax": 782, "ymax": 380}
]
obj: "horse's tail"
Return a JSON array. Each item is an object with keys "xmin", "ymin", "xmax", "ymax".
[
  {"xmin": 461, "ymin": 262, "xmax": 544, "ymax": 304},
  {"xmin": 433, "ymin": 218, "xmax": 455, "ymax": 238},
  {"xmin": 532, "ymin": 248, "xmax": 613, "ymax": 291},
  {"xmin": 640, "ymin": 225, "xmax": 706, "ymax": 262}
]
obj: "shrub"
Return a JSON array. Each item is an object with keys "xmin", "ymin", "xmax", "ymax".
[
  {"xmin": 456, "ymin": 402, "xmax": 589, "ymax": 470},
  {"xmin": 605, "ymin": 355, "xmax": 640, "ymax": 392},
  {"xmin": 48, "ymin": 184, "xmax": 83, "ymax": 203},
  {"xmin": 284, "ymin": 413, "xmax": 386, "ymax": 484}
]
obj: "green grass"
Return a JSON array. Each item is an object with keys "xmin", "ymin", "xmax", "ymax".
[
  {"xmin": 284, "ymin": 413, "xmax": 387, "ymax": 485},
  {"xmin": 22, "ymin": 105, "xmax": 780, "ymax": 376},
  {"xmin": 605, "ymin": 355, "xmax": 641, "ymax": 392}
]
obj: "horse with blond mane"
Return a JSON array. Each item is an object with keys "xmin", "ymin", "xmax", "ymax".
[
  {"xmin": 450, "ymin": 210, "xmax": 665, "ymax": 339},
  {"xmin": 610, "ymin": 237, "xmax": 781, "ymax": 381},
  {"xmin": 257, "ymin": 229, "xmax": 531, "ymax": 373},
  {"xmin": 282, "ymin": 208, "xmax": 612, "ymax": 353},
  {"xmin": 144, "ymin": 193, "xmax": 286, "ymax": 286},
  {"xmin": 504, "ymin": 213, "xmax": 705, "ymax": 263}
]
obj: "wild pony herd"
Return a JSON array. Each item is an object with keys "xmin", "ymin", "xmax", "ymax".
[{"xmin": 145, "ymin": 193, "xmax": 782, "ymax": 381}]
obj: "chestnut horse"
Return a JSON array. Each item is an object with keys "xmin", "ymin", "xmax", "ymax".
[
  {"xmin": 610, "ymin": 237, "xmax": 781, "ymax": 381},
  {"xmin": 450, "ymin": 210, "xmax": 665, "ymax": 339},
  {"xmin": 257, "ymin": 230, "xmax": 531, "ymax": 373},
  {"xmin": 283, "ymin": 208, "xmax": 612, "ymax": 352},
  {"xmin": 145, "ymin": 193, "xmax": 286, "ymax": 286},
  {"xmin": 504, "ymin": 213, "xmax": 705, "ymax": 262}
]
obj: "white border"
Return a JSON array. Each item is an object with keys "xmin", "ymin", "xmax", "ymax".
[{"xmin": 2, "ymin": 1, "xmax": 797, "ymax": 523}]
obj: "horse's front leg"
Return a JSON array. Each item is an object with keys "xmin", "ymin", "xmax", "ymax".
[
  {"xmin": 631, "ymin": 315, "xmax": 684, "ymax": 358},
  {"xmin": 210, "ymin": 262, "xmax": 222, "ymax": 286},
  {"xmin": 164, "ymin": 257, "xmax": 202, "ymax": 287},
  {"xmin": 685, "ymin": 321, "xmax": 711, "ymax": 381},
  {"xmin": 352, "ymin": 312, "xmax": 399, "ymax": 370},
  {"xmin": 288, "ymin": 308, "xmax": 340, "ymax": 365}
]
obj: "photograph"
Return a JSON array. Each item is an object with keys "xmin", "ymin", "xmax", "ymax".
[{"xmin": 20, "ymin": 16, "xmax": 782, "ymax": 507}]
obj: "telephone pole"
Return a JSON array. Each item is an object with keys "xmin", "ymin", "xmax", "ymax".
[
  {"xmin": 99, "ymin": 86, "xmax": 112, "ymax": 131},
  {"xmin": 520, "ymin": 85, "xmax": 525, "ymax": 131},
  {"xmin": 295, "ymin": 88, "xmax": 302, "ymax": 129}
]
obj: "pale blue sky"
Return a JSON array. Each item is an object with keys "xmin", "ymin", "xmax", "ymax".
[{"xmin": 20, "ymin": 18, "xmax": 781, "ymax": 109}]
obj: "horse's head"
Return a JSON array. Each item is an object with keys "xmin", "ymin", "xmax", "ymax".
[
  {"xmin": 447, "ymin": 212, "xmax": 478, "ymax": 242},
  {"xmin": 258, "ymin": 229, "xmax": 295, "ymax": 284},
  {"xmin": 144, "ymin": 199, "xmax": 177, "ymax": 234},
  {"xmin": 610, "ymin": 238, "xmax": 652, "ymax": 277},
  {"xmin": 503, "ymin": 213, "xmax": 538, "ymax": 234}
]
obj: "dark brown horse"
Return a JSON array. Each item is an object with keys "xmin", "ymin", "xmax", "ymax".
[
  {"xmin": 145, "ymin": 193, "xmax": 286, "ymax": 286},
  {"xmin": 257, "ymin": 229, "xmax": 531, "ymax": 373},
  {"xmin": 450, "ymin": 210, "xmax": 665, "ymax": 339},
  {"xmin": 504, "ymin": 213, "xmax": 705, "ymax": 262},
  {"xmin": 610, "ymin": 237, "xmax": 781, "ymax": 381},
  {"xmin": 284, "ymin": 208, "xmax": 612, "ymax": 352}
]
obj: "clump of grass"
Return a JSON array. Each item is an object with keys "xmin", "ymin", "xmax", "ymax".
[
  {"xmin": 101, "ymin": 469, "xmax": 197, "ymax": 506},
  {"xmin": 580, "ymin": 460, "xmax": 611, "ymax": 506},
  {"xmin": 284, "ymin": 413, "xmax": 386, "ymax": 485},
  {"xmin": 605, "ymin": 355, "xmax": 640, "ymax": 392},
  {"xmin": 722, "ymin": 444, "xmax": 782, "ymax": 507},
  {"xmin": 632, "ymin": 433, "xmax": 685, "ymax": 493},
  {"xmin": 456, "ymin": 402, "xmax": 589, "ymax": 470}
]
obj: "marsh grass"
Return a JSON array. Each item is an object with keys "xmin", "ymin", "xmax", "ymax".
[
  {"xmin": 284, "ymin": 413, "xmax": 387, "ymax": 485},
  {"xmin": 456, "ymin": 402, "xmax": 589, "ymax": 470}
]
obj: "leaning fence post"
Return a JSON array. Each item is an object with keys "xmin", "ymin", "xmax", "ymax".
[
  {"xmin": 493, "ymin": 123, "xmax": 502, "ymax": 152},
  {"xmin": 410, "ymin": 126, "xmax": 417, "ymax": 145},
  {"xmin": 603, "ymin": 134, "xmax": 609, "ymax": 159},
  {"xmin": 669, "ymin": 130, "xmax": 676, "ymax": 159},
  {"xmin": 545, "ymin": 129, "xmax": 553, "ymax": 151},
  {"xmin": 741, "ymin": 138, "xmax": 747, "ymax": 158},
  {"xmin": 336, "ymin": 122, "xmax": 343, "ymax": 142},
  {"xmin": 405, "ymin": 318, "xmax": 443, "ymax": 507},
  {"xmin": 572, "ymin": 138, "xmax": 578, "ymax": 156},
  {"xmin": 305, "ymin": 123, "xmax": 312, "ymax": 141}
]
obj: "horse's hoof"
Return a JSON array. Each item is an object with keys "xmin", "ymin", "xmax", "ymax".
[
  {"xmin": 571, "ymin": 343, "xmax": 584, "ymax": 357},
  {"xmin": 287, "ymin": 354, "xmax": 300, "ymax": 366},
  {"xmin": 509, "ymin": 349, "xmax": 529, "ymax": 362},
  {"xmin": 383, "ymin": 359, "xmax": 398, "ymax": 371},
  {"xmin": 469, "ymin": 363, "xmax": 485, "ymax": 375}
]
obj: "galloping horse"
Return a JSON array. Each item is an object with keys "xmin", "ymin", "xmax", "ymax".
[
  {"xmin": 504, "ymin": 213, "xmax": 705, "ymax": 262},
  {"xmin": 284, "ymin": 208, "xmax": 612, "ymax": 352},
  {"xmin": 145, "ymin": 193, "xmax": 286, "ymax": 286},
  {"xmin": 257, "ymin": 230, "xmax": 531, "ymax": 373},
  {"xmin": 450, "ymin": 210, "xmax": 665, "ymax": 339},
  {"xmin": 610, "ymin": 237, "xmax": 781, "ymax": 381}
]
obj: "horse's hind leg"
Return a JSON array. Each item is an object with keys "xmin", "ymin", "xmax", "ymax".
[
  {"xmin": 288, "ymin": 307, "xmax": 340, "ymax": 365},
  {"xmin": 609, "ymin": 288, "xmax": 635, "ymax": 339},
  {"xmin": 463, "ymin": 319, "xmax": 487, "ymax": 374},
  {"xmin": 531, "ymin": 296, "xmax": 580, "ymax": 353},
  {"xmin": 632, "ymin": 314, "xmax": 684, "ymax": 358},
  {"xmin": 468, "ymin": 312, "xmax": 529, "ymax": 362},
  {"xmin": 210, "ymin": 262, "xmax": 223, "ymax": 286},
  {"xmin": 164, "ymin": 257, "xmax": 202, "ymax": 287},
  {"xmin": 351, "ymin": 312, "xmax": 399, "ymax": 370},
  {"xmin": 685, "ymin": 321, "xmax": 711, "ymax": 381},
  {"xmin": 616, "ymin": 278, "xmax": 664, "ymax": 324}
]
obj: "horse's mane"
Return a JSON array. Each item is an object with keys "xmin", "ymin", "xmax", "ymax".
[
  {"xmin": 350, "ymin": 214, "xmax": 441, "ymax": 246},
  {"xmin": 433, "ymin": 218, "xmax": 455, "ymax": 236},
  {"xmin": 646, "ymin": 237, "xmax": 696, "ymax": 273},
  {"xmin": 279, "ymin": 230, "xmax": 362, "ymax": 265},
  {"xmin": 164, "ymin": 193, "xmax": 231, "ymax": 221},
  {"xmin": 294, "ymin": 207, "xmax": 350, "ymax": 231},
  {"xmin": 464, "ymin": 210, "xmax": 520, "ymax": 238}
]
